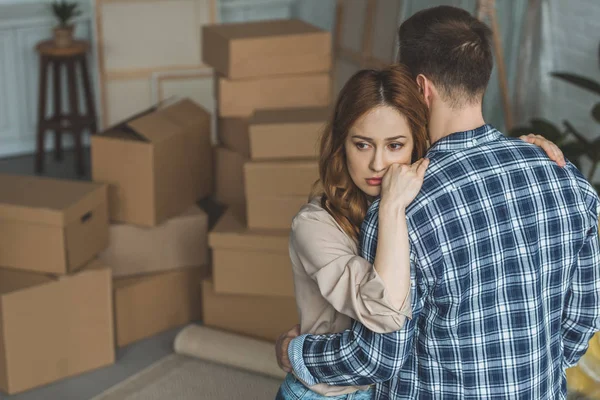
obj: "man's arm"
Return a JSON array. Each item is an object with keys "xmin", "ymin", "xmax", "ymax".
[
  {"xmin": 286, "ymin": 245, "xmax": 422, "ymax": 387},
  {"xmin": 562, "ymin": 216, "xmax": 600, "ymax": 367},
  {"xmin": 288, "ymin": 314, "xmax": 417, "ymax": 387}
]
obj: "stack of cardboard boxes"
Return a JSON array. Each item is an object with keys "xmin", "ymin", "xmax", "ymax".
[
  {"xmin": 0, "ymin": 174, "xmax": 114, "ymax": 395},
  {"xmin": 201, "ymin": 19, "xmax": 332, "ymax": 342},
  {"xmin": 91, "ymin": 98, "xmax": 213, "ymax": 348},
  {"xmin": 0, "ymin": 96, "xmax": 214, "ymax": 395}
]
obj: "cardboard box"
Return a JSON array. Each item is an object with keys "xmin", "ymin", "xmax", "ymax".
[
  {"xmin": 0, "ymin": 174, "xmax": 108, "ymax": 275},
  {"xmin": 98, "ymin": 205, "xmax": 209, "ymax": 278},
  {"xmin": 244, "ymin": 160, "xmax": 318, "ymax": 198},
  {"xmin": 202, "ymin": 19, "xmax": 331, "ymax": 79},
  {"xmin": 202, "ymin": 279, "xmax": 298, "ymax": 342},
  {"xmin": 244, "ymin": 161, "xmax": 316, "ymax": 230},
  {"xmin": 0, "ymin": 260, "xmax": 114, "ymax": 395},
  {"xmin": 247, "ymin": 195, "xmax": 308, "ymax": 230},
  {"xmin": 114, "ymin": 266, "xmax": 207, "ymax": 347},
  {"xmin": 217, "ymin": 73, "xmax": 331, "ymax": 118},
  {"xmin": 91, "ymin": 98, "xmax": 212, "ymax": 227},
  {"xmin": 209, "ymin": 210, "xmax": 293, "ymax": 298},
  {"xmin": 219, "ymin": 107, "xmax": 328, "ymax": 160},
  {"xmin": 214, "ymin": 146, "xmax": 247, "ymax": 222}
]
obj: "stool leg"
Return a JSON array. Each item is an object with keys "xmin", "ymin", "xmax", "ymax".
[
  {"xmin": 67, "ymin": 59, "xmax": 84, "ymax": 176},
  {"xmin": 53, "ymin": 59, "xmax": 63, "ymax": 161},
  {"xmin": 79, "ymin": 55, "xmax": 97, "ymax": 133},
  {"xmin": 35, "ymin": 55, "xmax": 49, "ymax": 174}
]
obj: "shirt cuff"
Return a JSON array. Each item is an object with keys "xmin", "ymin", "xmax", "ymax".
[{"xmin": 288, "ymin": 334, "xmax": 317, "ymax": 386}]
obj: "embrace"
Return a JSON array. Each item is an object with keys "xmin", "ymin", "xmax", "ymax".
[{"xmin": 275, "ymin": 6, "xmax": 600, "ymax": 400}]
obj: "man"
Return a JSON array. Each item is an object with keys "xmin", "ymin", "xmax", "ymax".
[{"xmin": 277, "ymin": 5, "xmax": 600, "ymax": 399}]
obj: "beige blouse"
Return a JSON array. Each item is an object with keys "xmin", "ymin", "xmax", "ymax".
[{"xmin": 289, "ymin": 197, "xmax": 411, "ymax": 396}]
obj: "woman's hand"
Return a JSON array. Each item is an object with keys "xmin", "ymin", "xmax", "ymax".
[
  {"xmin": 519, "ymin": 134, "xmax": 566, "ymax": 167},
  {"xmin": 380, "ymin": 158, "xmax": 430, "ymax": 210}
]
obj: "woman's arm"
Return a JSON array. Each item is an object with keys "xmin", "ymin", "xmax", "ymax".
[{"xmin": 374, "ymin": 158, "xmax": 429, "ymax": 309}]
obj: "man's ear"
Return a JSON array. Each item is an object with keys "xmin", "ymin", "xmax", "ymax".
[{"xmin": 416, "ymin": 74, "xmax": 434, "ymax": 109}]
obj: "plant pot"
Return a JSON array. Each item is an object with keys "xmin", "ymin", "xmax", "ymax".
[{"xmin": 53, "ymin": 25, "xmax": 74, "ymax": 48}]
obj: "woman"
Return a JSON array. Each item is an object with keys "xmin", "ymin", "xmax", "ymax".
[{"xmin": 276, "ymin": 65, "xmax": 563, "ymax": 400}]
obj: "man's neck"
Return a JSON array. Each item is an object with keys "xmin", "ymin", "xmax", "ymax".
[{"xmin": 428, "ymin": 103, "xmax": 486, "ymax": 145}]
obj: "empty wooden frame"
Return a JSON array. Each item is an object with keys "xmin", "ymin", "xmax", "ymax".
[{"xmin": 95, "ymin": 0, "xmax": 218, "ymax": 127}]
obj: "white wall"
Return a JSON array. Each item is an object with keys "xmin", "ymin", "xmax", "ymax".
[{"xmin": 0, "ymin": 0, "xmax": 93, "ymax": 158}]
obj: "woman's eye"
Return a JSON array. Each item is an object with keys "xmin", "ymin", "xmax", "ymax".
[
  {"xmin": 356, "ymin": 142, "xmax": 369, "ymax": 150},
  {"xmin": 389, "ymin": 143, "xmax": 404, "ymax": 150}
]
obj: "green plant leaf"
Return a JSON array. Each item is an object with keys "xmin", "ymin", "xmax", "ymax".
[
  {"xmin": 591, "ymin": 137, "xmax": 600, "ymax": 162},
  {"xmin": 530, "ymin": 118, "xmax": 564, "ymax": 143},
  {"xmin": 560, "ymin": 142, "xmax": 587, "ymax": 164},
  {"xmin": 551, "ymin": 72, "xmax": 600, "ymax": 96},
  {"xmin": 593, "ymin": 103, "xmax": 600, "ymax": 123}
]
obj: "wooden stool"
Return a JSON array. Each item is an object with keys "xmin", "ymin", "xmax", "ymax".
[{"xmin": 35, "ymin": 40, "xmax": 97, "ymax": 176}]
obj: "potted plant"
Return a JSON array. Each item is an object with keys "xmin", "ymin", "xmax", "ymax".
[
  {"xmin": 510, "ymin": 41, "xmax": 600, "ymax": 194},
  {"xmin": 49, "ymin": 1, "xmax": 82, "ymax": 48}
]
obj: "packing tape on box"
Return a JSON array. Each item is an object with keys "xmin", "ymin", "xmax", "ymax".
[{"xmin": 173, "ymin": 324, "xmax": 286, "ymax": 380}]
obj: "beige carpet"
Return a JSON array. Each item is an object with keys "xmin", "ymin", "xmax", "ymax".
[{"xmin": 91, "ymin": 353, "xmax": 282, "ymax": 400}]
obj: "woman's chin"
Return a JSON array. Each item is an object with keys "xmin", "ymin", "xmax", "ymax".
[{"xmin": 361, "ymin": 186, "xmax": 381, "ymax": 197}]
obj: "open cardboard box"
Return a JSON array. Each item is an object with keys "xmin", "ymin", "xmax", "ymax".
[
  {"xmin": 0, "ymin": 173, "xmax": 108, "ymax": 275},
  {"xmin": 91, "ymin": 98, "xmax": 212, "ymax": 227}
]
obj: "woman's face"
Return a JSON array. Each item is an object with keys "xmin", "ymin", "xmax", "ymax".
[{"xmin": 345, "ymin": 106, "xmax": 414, "ymax": 197}]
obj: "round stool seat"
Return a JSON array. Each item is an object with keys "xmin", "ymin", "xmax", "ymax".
[{"xmin": 35, "ymin": 40, "xmax": 89, "ymax": 57}]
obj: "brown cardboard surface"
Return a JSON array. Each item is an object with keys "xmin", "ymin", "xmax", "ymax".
[
  {"xmin": 217, "ymin": 73, "xmax": 331, "ymax": 118},
  {"xmin": 244, "ymin": 160, "xmax": 318, "ymax": 198},
  {"xmin": 213, "ymin": 250, "xmax": 294, "ymax": 298},
  {"xmin": 202, "ymin": 279, "xmax": 298, "ymax": 342},
  {"xmin": 208, "ymin": 210, "xmax": 288, "ymax": 251},
  {"xmin": 0, "ymin": 174, "xmax": 109, "ymax": 275},
  {"xmin": 98, "ymin": 205, "xmax": 209, "ymax": 278},
  {"xmin": 202, "ymin": 19, "xmax": 331, "ymax": 79},
  {"xmin": 218, "ymin": 117, "xmax": 251, "ymax": 157},
  {"xmin": 209, "ymin": 210, "xmax": 293, "ymax": 298},
  {"xmin": 113, "ymin": 266, "xmax": 206, "ymax": 347},
  {"xmin": 0, "ymin": 260, "xmax": 114, "ymax": 395},
  {"xmin": 219, "ymin": 107, "xmax": 328, "ymax": 160},
  {"xmin": 214, "ymin": 146, "xmax": 247, "ymax": 222},
  {"xmin": 91, "ymin": 98, "xmax": 212, "ymax": 227},
  {"xmin": 247, "ymin": 195, "xmax": 307, "ymax": 230}
]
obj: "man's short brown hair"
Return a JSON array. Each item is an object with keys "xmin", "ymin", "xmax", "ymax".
[{"xmin": 398, "ymin": 5, "xmax": 493, "ymax": 107}]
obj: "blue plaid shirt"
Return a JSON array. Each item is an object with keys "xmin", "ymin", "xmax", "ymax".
[{"xmin": 289, "ymin": 124, "xmax": 600, "ymax": 399}]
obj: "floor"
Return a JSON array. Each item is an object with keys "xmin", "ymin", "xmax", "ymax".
[{"xmin": 0, "ymin": 149, "xmax": 218, "ymax": 400}]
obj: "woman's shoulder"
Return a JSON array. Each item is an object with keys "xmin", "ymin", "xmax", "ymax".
[
  {"xmin": 292, "ymin": 196, "xmax": 347, "ymax": 238},
  {"xmin": 293, "ymin": 196, "xmax": 332, "ymax": 224}
]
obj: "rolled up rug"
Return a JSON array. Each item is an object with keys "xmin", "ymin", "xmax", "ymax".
[{"xmin": 174, "ymin": 324, "xmax": 286, "ymax": 380}]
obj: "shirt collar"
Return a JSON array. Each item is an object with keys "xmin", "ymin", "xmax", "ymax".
[{"xmin": 426, "ymin": 124, "xmax": 500, "ymax": 157}]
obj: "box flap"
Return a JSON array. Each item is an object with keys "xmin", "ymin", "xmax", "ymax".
[
  {"xmin": 0, "ymin": 174, "xmax": 107, "ymax": 227},
  {"xmin": 159, "ymin": 98, "xmax": 210, "ymax": 127},
  {"xmin": 251, "ymin": 107, "xmax": 331, "ymax": 126},
  {"xmin": 208, "ymin": 210, "xmax": 288, "ymax": 252},
  {"xmin": 126, "ymin": 112, "xmax": 183, "ymax": 144},
  {"xmin": 207, "ymin": 19, "xmax": 325, "ymax": 40},
  {"xmin": 0, "ymin": 268, "xmax": 56, "ymax": 296}
]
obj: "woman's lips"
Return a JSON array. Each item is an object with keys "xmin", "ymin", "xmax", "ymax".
[{"xmin": 366, "ymin": 178, "xmax": 382, "ymax": 186}]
